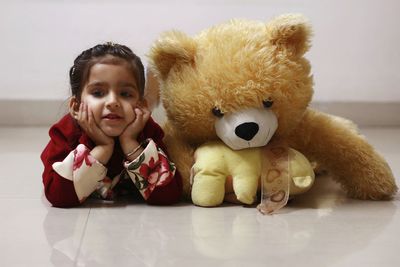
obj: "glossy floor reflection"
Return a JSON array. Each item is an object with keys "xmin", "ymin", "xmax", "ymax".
[{"xmin": 0, "ymin": 127, "xmax": 399, "ymax": 267}]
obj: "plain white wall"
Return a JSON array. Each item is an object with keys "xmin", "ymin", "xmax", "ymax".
[{"xmin": 1, "ymin": 0, "xmax": 399, "ymax": 102}]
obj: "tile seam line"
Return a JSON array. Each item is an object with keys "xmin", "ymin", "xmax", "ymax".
[{"xmin": 74, "ymin": 208, "xmax": 91, "ymax": 266}]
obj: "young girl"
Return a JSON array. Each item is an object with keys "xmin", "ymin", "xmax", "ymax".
[{"xmin": 41, "ymin": 42, "xmax": 182, "ymax": 207}]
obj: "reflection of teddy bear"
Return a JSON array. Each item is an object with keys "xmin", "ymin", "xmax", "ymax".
[
  {"xmin": 191, "ymin": 141, "xmax": 315, "ymax": 207},
  {"xmin": 148, "ymin": 14, "xmax": 397, "ymax": 203},
  {"xmin": 189, "ymin": 191, "xmax": 397, "ymax": 265}
]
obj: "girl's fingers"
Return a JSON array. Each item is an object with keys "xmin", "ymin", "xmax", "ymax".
[
  {"xmin": 79, "ymin": 102, "xmax": 85, "ymax": 122},
  {"xmin": 77, "ymin": 103, "xmax": 91, "ymax": 133},
  {"xmin": 88, "ymin": 106, "xmax": 94, "ymax": 126},
  {"xmin": 135, "ymin": 108, "xmax": 144, "ymax": 124},
  {"xmin": 135, "ymin": 107, "xmax": 144, "ymax": 117},
  {"xmin": 138, "ymin": 107, "xmax": 150, "ymax": 126},
  {"xmin": 77, "ymin": 102, "xmax": 83, "ymax": 121},
  {"xmin": 82, "ymin": 102, "xmax": 88, "ymax": 122},
  {"xmin": 136, "ymin": 107, "xmax": 151, "ymax": 126},
  {"xmin": 88, "ymin": 107, "xmax": 102, "ymax": 133},
  {"xmin": 87, "ymin": 107, "xmax": 97, "ymax": 134}
]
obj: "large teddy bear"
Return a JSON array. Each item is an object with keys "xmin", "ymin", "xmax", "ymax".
[{"xmin": 148, "ymin": 14, "xmax": 397, "ymax": 204}]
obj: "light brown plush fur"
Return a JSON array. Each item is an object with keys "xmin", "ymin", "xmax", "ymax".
[{"xmin": 148, "ymin": 14, "xmax": 397, "ymax": 200}]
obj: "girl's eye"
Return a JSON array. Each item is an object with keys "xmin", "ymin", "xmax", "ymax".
[
  {"xmin": 262, "ymin": 99, "xmax": 274, "ymax": 108},
  {"xmin": 120, "ymin": 91, "xmax": 133, "ymax": 97},
  {"xmin": 92, "ymin": 90, "xmax": 104, "ymax": 97}
]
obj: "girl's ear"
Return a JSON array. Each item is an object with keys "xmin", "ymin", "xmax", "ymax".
[
  {"xmin": 69, "ymin": 96, "xmax": 80, "ymax": 119},
  {"xmin": 138, "ymin": 97, "xmax": 149, "ymax": 109}
]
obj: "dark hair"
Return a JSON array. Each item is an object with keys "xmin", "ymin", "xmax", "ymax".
[{"xmin": 69, "ymin": 42, "xmax": 145, "ymax": 99}]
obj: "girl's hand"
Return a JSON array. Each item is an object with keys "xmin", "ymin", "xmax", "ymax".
[
  {"xmin": 77, "ymin": 102, "xmax": 114, "ymax": 147},
  {"xmin": 119, "ymin": 104, "xmax": 151, "ymax": 155}
]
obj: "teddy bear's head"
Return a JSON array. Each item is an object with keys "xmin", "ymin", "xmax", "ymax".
[{"xmin": 149, "ymin": 14, "xmax": 313, "ymax": 149}]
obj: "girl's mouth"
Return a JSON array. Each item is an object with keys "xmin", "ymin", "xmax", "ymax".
[{"xmin": 103, "ymin": 114, "xmax": 123, "ymax": 120}]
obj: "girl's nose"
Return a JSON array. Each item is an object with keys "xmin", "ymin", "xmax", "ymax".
[{"xmin": 106, "ymin": 92, "xmax": 120, "ymax": 109}]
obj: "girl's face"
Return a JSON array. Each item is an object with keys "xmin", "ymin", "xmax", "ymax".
[{"xmin": 79, "ymin": 62, "xmax": 141, "ymax": 137}]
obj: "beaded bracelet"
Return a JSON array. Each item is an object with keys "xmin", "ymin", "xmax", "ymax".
[{"xmin": 125, "ymin": 143, "xmax": 144, "ymax": 158}]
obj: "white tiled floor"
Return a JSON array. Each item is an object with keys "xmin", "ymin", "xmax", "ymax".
[{"xmin": 0, "ymin": 127, "xmax": 399, "ymax": 267}]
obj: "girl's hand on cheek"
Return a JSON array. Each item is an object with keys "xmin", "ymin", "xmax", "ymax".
[
  {"xmin": 120, "ymin": 106, "xmax": 151, "ymax": 143},
  {"xmin": 77, "ymin": 102, "xmax": 114, "ymax": 146}
]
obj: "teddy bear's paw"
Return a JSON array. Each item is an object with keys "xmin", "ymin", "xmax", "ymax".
[
  {"xmin": 235, "ymin": 192, "xmax": 256, "ymax": 205},
  {"xmin": 336, "ymin": 154, "xmax": 397, "ymax": 200},
  {"xmin": 345, "ymin": 181, "xmax": 398, "ymax": 200},
  {"xmin": 192, "ymin": 191, "xmax": 225, "ymax": 207},
  {"xmin": 292, "ymin": 176, "xmax": 313, "ymax": 188},
  {"xmin": 288, "ymin": 176, "xmax": 315, "ymax": 195}
]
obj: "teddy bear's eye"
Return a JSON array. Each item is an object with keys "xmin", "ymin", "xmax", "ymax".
[
  {"xmin": 262, "ymin": 99, "xmax": 274, "ymax": 108},
  {"xmin": 212, "ymin": 107, "xmax": 224, "ymax": 118}
]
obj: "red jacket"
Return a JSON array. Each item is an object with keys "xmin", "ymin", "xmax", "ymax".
[{"xmin": 41, "ymin": 114, "xmax": 182, "ymax": 208}]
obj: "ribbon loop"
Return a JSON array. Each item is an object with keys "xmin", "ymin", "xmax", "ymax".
[{"xmin": 257, "ymin": 142, "xmax": 290, "ymax": 215}]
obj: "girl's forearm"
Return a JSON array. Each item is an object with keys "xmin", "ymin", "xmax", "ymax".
[{"xmin": 90, "ymin": 144, "xmax": 114, "ymax": 165}]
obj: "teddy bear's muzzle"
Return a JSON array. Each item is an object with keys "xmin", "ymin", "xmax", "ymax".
[{"xmin": 215, "ymin": 107, "xmax": 278, "ymax": 150}]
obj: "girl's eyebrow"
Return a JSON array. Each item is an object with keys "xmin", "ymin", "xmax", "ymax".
[
  {"xmin": 87, "ymin": 81, "xmax": 107, "ymax": 87},
  {"xmin": 118, "ymin": 81, "xmax": 137, "ymax": 88},
  {"xmin": 86, "ymin": 81, "xmax": 137, "ymax": 88}
]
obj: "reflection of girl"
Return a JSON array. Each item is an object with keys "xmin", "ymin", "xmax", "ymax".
[{"xmin": 41, "ymin": 43, "xmax": 182, "ymax": 207}]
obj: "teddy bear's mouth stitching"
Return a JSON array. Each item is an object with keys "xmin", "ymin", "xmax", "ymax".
[{"xmin": 244, "ymin": 127, "xmax": 272, "ymax": 148}]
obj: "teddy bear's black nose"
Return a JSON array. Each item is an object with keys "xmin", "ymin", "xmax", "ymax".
[{"xmin": 235, "ymin": 122, "xmax": 259, "ymax": 141}]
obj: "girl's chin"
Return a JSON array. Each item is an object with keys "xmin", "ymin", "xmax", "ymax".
[{"xmin": 101, "ymin": 127, "xmax": 124, "ymax": 137}]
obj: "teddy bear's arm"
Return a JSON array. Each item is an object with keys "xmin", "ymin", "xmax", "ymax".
[
  {"xmin": 229, "ymin": 149, "xmax": 262, "ymax": 205},
  {"xmin": 287, "ymin": 148, "xmax": 315, "ymax": 195},
  {"xmin": 162, "ymin": 122, "xmax": 195, "ymax": 198},
  {"xmin": 289, "ymin": 108, "xmax": 397, "ymax": 200},
  {"xmin": 191, "ymin": 144, "xmax": 228, "ymax": 207}
]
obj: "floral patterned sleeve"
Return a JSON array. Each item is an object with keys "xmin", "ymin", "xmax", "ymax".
[
  {"xmin": 124, "ymin": 139, "xmax": 176, "ymax": 200},
  {"xmin": 52, "ymin": 144, "xmax": 107, "ymax": 203}
]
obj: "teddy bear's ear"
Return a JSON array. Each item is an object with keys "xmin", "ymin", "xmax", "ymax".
[
  {"xmin": 266, "ymin": 14, "xmax": 312, "ymax": 57},
  {"xmin": 149, "ymin": 30, "xmax": 197, "ymax": 80}
]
